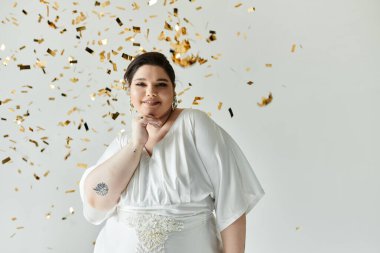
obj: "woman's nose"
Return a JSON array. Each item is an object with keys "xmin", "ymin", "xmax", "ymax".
[{"xmin": 146, "ymin": 87, "xmax": 157, "ymax": 96}]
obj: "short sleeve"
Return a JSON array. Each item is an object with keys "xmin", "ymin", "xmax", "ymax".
[
  {"xmin": 79, "ymin": 132, "xmax": 126, "ymax": 225},
  {"xmin": 192, "ymin": 109, "xmax": 265, "ymax": 233}
]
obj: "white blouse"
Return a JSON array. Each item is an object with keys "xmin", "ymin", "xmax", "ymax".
[{"xmin": 79, "ymin": 108, "xmax": 265, "ymax": 252}]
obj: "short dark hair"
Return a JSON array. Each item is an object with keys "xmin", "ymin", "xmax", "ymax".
[{"xmin": 123, "ymin": 52, "xmax": 176, "ymax": 88}]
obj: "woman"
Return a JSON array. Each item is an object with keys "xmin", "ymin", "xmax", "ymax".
[{"xmin": 79, "ymin": 52, "xmax": 265, "ymax": 253}]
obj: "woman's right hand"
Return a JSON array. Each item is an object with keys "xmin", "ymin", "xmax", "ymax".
[{"xmin": 131, "ymin": 114, "xmax": 162, "ymax": 147}]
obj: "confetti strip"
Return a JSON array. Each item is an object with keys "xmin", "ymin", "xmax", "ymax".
[
  {"xmin": 192, "ymin": 96, "xmax": 204, "ymax": 105},
  {"xmin": 85, "ymin": 47, "xmax": 94, "ymax": 54},
  {"xmin": 291, "ymin": 44, "xmax": 296, "ymax": 53},
  {"xmin": 257, "ymin": 92, "xmax": 273, "ymax": 107},
  {"xmin": 2, "ymin": 157, "xmax": 11, "ymax": 164},
  {"xmin": 228, "ymin": 108, "xmax": 234, "ymax": 117}
]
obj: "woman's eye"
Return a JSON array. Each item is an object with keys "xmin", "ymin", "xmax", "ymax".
[
  {"xmin": 136, "ymin": 83, "xmax": 145, "ymax": 86},
  {"xmin": 158, "ymin": 83, "xmax": 167, "ymax": 86}
]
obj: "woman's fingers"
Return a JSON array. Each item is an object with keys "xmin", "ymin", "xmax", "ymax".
[{"xmin": 138, "ymin": 115, "xmax": 162, "ymax": 128}]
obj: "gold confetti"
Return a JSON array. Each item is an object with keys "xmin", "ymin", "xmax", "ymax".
[
  {"xmin": 195, "ymin": 6, "xmax": 202, "ymax": 10},
  {"xmin": 265, "ymin": 63, "xmax": 272, "ymax": 68},
  {"xmin": 217, "ymin": 102, "xmax": 223, "ymax": 110},
  {"xmin": 116, "ymin": 17, "xmax": 123, "ymax": 26},
  {"xmin": 43, "ymin": 170, "xmax": 50, "ymax": 177},
  {"xmin": 257, "ymin": 92, "xmax": 273, "ymax": 107},
  {"xmin": 164, "ymin": 21, "xmax": 173, "ymax": 31},
  {"xmin": 207, "ymin": 31, "xmax": 217, "ymax": 43},
  {"xmin": 291, "ymin": 44, "xmax": 296, "ymax": 53},
  {"xmin": 33, "ymin": 38, "xmax": 44, "ymax": 44},
  {"xmin": 247, "ymin": 81, "xmax": 254, "ymax": 85},
  {"xmin": 85, "ymin": 47, "xmax": 94, "ymax": 54},
  {"xmin": 77, "ymin": 163, "xmax": 88, "ymax": 169},
  {"xmin": 2, "ymin": 157, "xmax": 11, "ymax": 164},
  {"xmin": 235, "ymin": 3, "xmax": 243, "ymax": 8},
  {"xmin": 33, "ymin": 173, "xmax": 40, "ymax": 180},
  {"xmin": 0, "ymin": 43, "xmax": 5, "ymax": 50},
  {"xmin": 76, "ymin": 26, "xmax": 86, "ymax": 32},
  {"xmin": 192, "ymin": 96, "xmax": 204, "ymax": 105},
  {"xmin": 101, "ymin": 1, "xmax": 110, "ymax": 7},
  {"xmin": 47, "ymin": 48, "xmax": 56, "ymax": 56},
  {"xmin": 132, "ymin": 2, "xmax": 140, "ymax": 10},
  {"xmin": 133, "ymin": 26, "xmax": 141, "ymax": 33},
  {"xmin": 65, "ymin": 189, "xmax": 75, "ymax": 193},
  {"xmin": 47, "ymin": 20, "xmax": 57, "ymax": 29},
  {"xmin": 18, "ymin": 64, "xmax": 31, "ymax": 70},
  {"xmin": 228, "ymin": 108, "xmax": 234, "ymax": 117},
  {"xmin": 248, "ymin": 7, "xmax": 256, "ymax": 13},
  {"xmin": 122, "ymin": 53, "xmax": 133, "ymax": 61},
  {"xmin": 70, "ymin": 77, "xmax": 79, "ymax": 83}
]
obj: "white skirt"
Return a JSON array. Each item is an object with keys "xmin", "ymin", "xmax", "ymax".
[{"xmin": 93, "ymin": 209, "xmax": 223, "ymax": 253}]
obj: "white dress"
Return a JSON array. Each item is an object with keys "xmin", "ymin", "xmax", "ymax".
[{"xmin": 79, "ymin": 108, "xmax": 265, "ymax": 253}]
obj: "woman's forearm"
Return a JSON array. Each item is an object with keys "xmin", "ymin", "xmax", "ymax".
[
  {"xmin": 83, "ymin": 141, "xmax": 143, "ymax": 211},
  {"xmin": 221, "ymin": 213, "xmax": 246, "ymax": 253}
]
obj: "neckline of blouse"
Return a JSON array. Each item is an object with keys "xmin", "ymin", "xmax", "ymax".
[{"xmin": 143, "ymin": 108, "xmax": 187, "ymax": 159}]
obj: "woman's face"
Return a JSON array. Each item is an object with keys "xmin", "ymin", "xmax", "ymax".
[{"xmin": 129, "ymin": 65, "xmax": 175, "ymax": 117}]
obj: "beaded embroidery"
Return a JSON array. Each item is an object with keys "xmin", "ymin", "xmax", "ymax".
[{"xmin": 122, "ymin": 213, "xmax": 184, "ymax": 253}]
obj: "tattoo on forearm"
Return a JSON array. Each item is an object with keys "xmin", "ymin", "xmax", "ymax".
[{"xmin": 93, "ymin": 182, "xmax": 109, "ymax": 196}]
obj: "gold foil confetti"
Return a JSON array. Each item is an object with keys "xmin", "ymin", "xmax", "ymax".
[
  {"xmin": 69, "ymin": 207, "xmax": 75, "ymax": 214},
  {"xmin": 228, "ymin": 108, "xmax": 234, "ymax": 117},
  {"xmin": 46, "ymin": 213, "xmax": 52, "ymax": 219},
  {"xmin": 65, "ymin": 189, "xmax": 75, "ymax": 193},
  {"xmin": 195, "ymin": 6, "xmax": 202, "ymax": 10},
  {"xmin": 47, "ymin": 48, "xmax": 56, "ymax": 56},
  {"xmin": 18, "ymin": 64, "xmax": 31, "ymax": 70},
  {"xmin": 33, "ymin": 173, "xmax": 40, "ymax": 180},
  {"xmin": 291, "ymin": 44, "xmax": 296, "ymax": 53},
  {"xmin": 207, "ymin": 31, "xmax": 217, "ymax": 43},
  {"xmin": 248, "ymin": 7, "xmax": 256, "ymax": 13},
  {"xmin": 235, "ymin": 3, "xmax": 243, "ymax": 8},
  {"xmin": 265, "ymin": 63, "xmax": 272, "ymax": 68},
  {"xmin": 2, "ymin": 157, "xmax": 11, "ymax": 164},
  {"xmin": 164, "ymin": 21, "xmax": 173, "ymax": 31},
  {"xmin": 0, "ymin": 43, "xmax": 5, "ymax": 50},
  {"xmin": 122, "ymin": 53, "xmax": 133, "ymax": 61},
  {"xmin": 247, "ymin": 81, "xmax": 254, "ymax": 85},
  {"xmin": 33, "ymin": 38, "xmax": 44, "ymax": 44},
  {"xmin": 132, "ymin": 26, "xmax": 141, "ymax": 33},
  {"xmin": 192, "ymin": 96, "xmax": 204, "ymax": 105},
  {"xmin": 111, "ymin": 112, "xmax": 120, "ymax": 120},
  {"xmin": 101, "ymin": 1, "xmax": 110, "ymax": 7},
  {"xmin": 76, "ymin": 26, "xmax": 86, "ymax": 32},
  {"xmin": 85, "ymin": 47, "xmax": 94, "ymax": 54},
  {"xmin": 70, "ymin": 77, "xmax": 79, "ymax": 83},
  {"xmin": 257, "ymin": 92, "xmax": 273, "ymax": 107},
  {"xmin": 217, "ymin": 102, "xmax": 223, "ymax": 110},
  {"xmin": 77, "ymin": 163, "xmax": 88, "ymax": 169},
  {"xmin": 43, "ymin": 171, "xmax": 50, "ymax": 177},
  {"xmin": 132, "ymin": 2, "xmax": 140, "ymax": 10},
  {"xmin": 47, "ymin": 20, "xmax": 57, "ymax": 29},
  {"xmin": 22, "ymin": 9, "xmax": 28, "ymax": 15},
  {"xmin": 116, "ymin": 17, "xmax": 123, "ymax": 26}
]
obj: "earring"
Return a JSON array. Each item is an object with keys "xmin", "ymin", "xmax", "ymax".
[{"xmin": 172, "ymin": 95, "xmax": 178, "ymax": 111}]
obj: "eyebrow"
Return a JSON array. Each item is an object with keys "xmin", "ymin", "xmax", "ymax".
[{"xmin": 133, "ymin": 78, "xmax": 169, "ymax": 82}]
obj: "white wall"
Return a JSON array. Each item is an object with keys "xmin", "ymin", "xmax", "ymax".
[{"xmin": 1, "ymin": 0, "xmax": 379, "ymax": 252}]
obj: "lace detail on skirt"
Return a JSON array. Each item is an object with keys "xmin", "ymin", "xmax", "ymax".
[{"xmin": 122, "ymin": 213, "xmax": 185, "ymax": 253}]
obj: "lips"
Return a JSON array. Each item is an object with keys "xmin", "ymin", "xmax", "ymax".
[{"xmin": 143, "ymin": 100, "xmax": 160, "ymax": 105}]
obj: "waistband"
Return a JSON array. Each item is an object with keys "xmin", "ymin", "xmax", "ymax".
[{"xmin": 117, "ymin": 208, "xmax": 214, "ymax": 231}]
